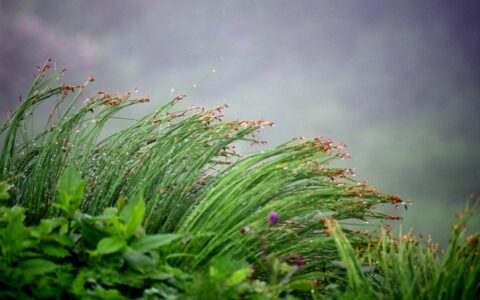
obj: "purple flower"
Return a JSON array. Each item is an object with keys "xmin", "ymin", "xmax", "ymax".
[
  {"xmin": 268, "ymin": 211, "xmax": 279, "ymax": 225},
  {"xmin": 295, "ymin": 255, "xmax": 305, "ymax": 266}
]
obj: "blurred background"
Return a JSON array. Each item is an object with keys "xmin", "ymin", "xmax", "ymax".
[{"xmin": 1, "ymin": 0, "xmax": 479, "ymax": 243}]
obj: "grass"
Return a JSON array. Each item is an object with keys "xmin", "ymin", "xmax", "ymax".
[
  {"xmin": 0, "ymin": 61, "xmax": 478, "ymax": 299},
  {"xmin": 324, "ymin": 207, "xmax": 479, "ymax": 300}
]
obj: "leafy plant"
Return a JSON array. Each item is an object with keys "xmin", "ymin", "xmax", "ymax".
[{"xmin": 0, "ymin": 170, "xmax": 187, "ymax": 299}]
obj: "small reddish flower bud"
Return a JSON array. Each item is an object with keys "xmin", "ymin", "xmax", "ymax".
[
  {"xmin": 136, "ymin": 97, "xmax": 150, "ymax": 103},
  {"xmin": 356, "ymin": 181, "xmax": 367, "ymax": 187},
  {"xmin": 389, "ymin": 195, "xmax": 403, "ymax": 204},
  {"xmin": 174, "ymin": 94, "xmax": 187, "ymax": 101}
]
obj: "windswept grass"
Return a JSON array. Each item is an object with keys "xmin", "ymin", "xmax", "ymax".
[
  {"xmin": 0, "ymin": 61, "xmax": 396, "ymax": 264},
  {"xmin": 324, "ymin": 206, "xmax": 479, "ymax": 300},
  {"xmin": 1, "ymin": 61, "xmax": 478, "ymax": 299}
]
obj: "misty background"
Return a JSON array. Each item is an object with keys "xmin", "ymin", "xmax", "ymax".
[{"xmin": 1, "ymin": 0, "xmax": 479, "ymax": 242}]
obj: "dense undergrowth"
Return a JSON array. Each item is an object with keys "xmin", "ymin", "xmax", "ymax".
[{"xmin": 0, "ymin": 61, "xmax": 478, "ymax": 299}]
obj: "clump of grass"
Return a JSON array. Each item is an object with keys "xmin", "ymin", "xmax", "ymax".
[
  {"xmin": 324, "ymin": 206, "xmax": 480, "ymax": 299},
  {"xmin": 2, "ymin": 61, "xmax": 477, "ymax": 298}
]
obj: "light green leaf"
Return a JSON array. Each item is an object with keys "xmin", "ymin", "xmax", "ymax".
[
  {"xmin": 227, "ymin": 268, "xmax": 252, "ymax": 286},
  {"xmin": 3, "ymin": 207, "xmax": 26, "ymax": 253},
  {"xmin": 280, "ymin": 262, "xmax": 292, "ymax": 273},
  {"xmin": 0, "ymin": 181, "xmax": 10, "ymax": 200},
  {"xmin": 286, "ymin": 279, "xmax": 315, "ymax": 291},
  {"xmin": 57, "ymin": 167, "xmax": 86, "ymax": 216},
  {"xmin": 94, "ymin": 237, "xmax": 126, "ymax": 255},
  {"xmin": 119, "ymin": 193, "xmax": 143, "ymax": 222},
  {"xmin": 37, "ymin": 218, "xmax": 65, "ymax": 235},
  {"xmin": 130, "ymin": 234, "xmax": 182, "ymax": 253},
  {"xmin": 124, "ymin": 198, "xmax": 145, "ymax": 238}
]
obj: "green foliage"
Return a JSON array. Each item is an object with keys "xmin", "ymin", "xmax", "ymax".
[
  {"xmin": 0, "ymin": 62, "xmax": 478, "ymax": 299},
  {"xmin": 56, "ymin": 166, "xmax": 87, "ymax": 218},
  {"xmin": 0, "ymin": 172, "xmax": 190, "ymax": 299}
]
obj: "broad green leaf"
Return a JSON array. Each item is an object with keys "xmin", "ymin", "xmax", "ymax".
[
  {"xmin": 78, "ymin": 219, "xmax": 108, "ymax": 247},
  {"xmin": 103, "ymin": 207, "xmax": 119, "ymax": 216},
  {"xmin": 209, "ymin": 265, "xmax": 221, "ymax": 281},
  {"xmin": 18, "ymin": 258, "xmax": 59, "ymax": 275},
  {"xmin": 2, "ymin": 207, "xmax": 26, "ymax": 253},
  {"xmin": 41, "ymin": 244, "xmax": 70, "ymax": 258},
  {"xmin": 94, "ymin": 237, "xmax": 126, "ymax": 255},
  {"xmin": 35, "ymin": 218, "xmax": 65, "ymax": 235},
  {"xmin": 0, "ymin": 182, "xmax": 10, "ymax": 200},
  {"xmin": 124, "ymin": 198, "xmax": 145, "ymax": 238},
  {"xmin": 57, "ymin": 167, "xmax": 86, "ymax": 216},
  {"xmin": 208, "ymin": 256, "xmax": 248, "ymax": 282},
  {"xmin": 47, "ymin": 233, "xmax": 75, "ymax": 247},
  {"xmin": 94, "ymin": 287, "xmax": 127, "ymax": 300},
  {"xmin": 280, "ymin": 262, "xmax": 292, "ymax": 273},
  {"xmin": 58, "ymin": 167, "xmax": 86, "ymax": 198},
  {"xmin": 286, "ymin": 279, "xmax": 315, "ymax": 291},
  {"xmin": 130, "ymin": 234, "xmax": 182, "ymax": 253},
  {"xmin": 149, "ymin": 271, "xmax": 174, "ymax": 280},
  {"xmin": 109, "ymin": 216, "xmax": 126, "ymax": 236},
  {"xmin": 226, "ymin": 268, "xmax": 252, "ymax": 286},
  {"xmin": 119, "ymin": 193, "xmax": 143, "ymax": 222},
  {"xmin": 116, "ymin": 195, "xmax": 125, "ymax": 211},
  {"xmin": 124, "ymin": 252, "xmax": 156, "ymax": 274},
  {"xmin": 35, "ymin": 288, "xmax": 61, "ymax": 299}
]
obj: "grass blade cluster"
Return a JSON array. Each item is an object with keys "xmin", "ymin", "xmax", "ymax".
[{"xmin": 324, "ymin": 208, "xmax": 479, "ymax": 300}]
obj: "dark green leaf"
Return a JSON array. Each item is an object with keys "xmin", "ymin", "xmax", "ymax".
[
  {"xmin": 47, "ymin": 233, "xmax": 75, "ymax": 247},
  {"xmin": 41, "ymin": 244, "xmax": 70, "ymax": 258},
  {"xmin": 78, "ymin": 219, "xmax": 108, "ymax": 247},
  {"xmin": 18, "ymin": 258, "xmax": 59, "ymax": 275},
  {"xmin": 94, "ymin": 287, "xmax": 127, "ymax": 300},
  {"xmin": 124, "ymin": 252, "xmax": 155, "ymax": 274}
]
